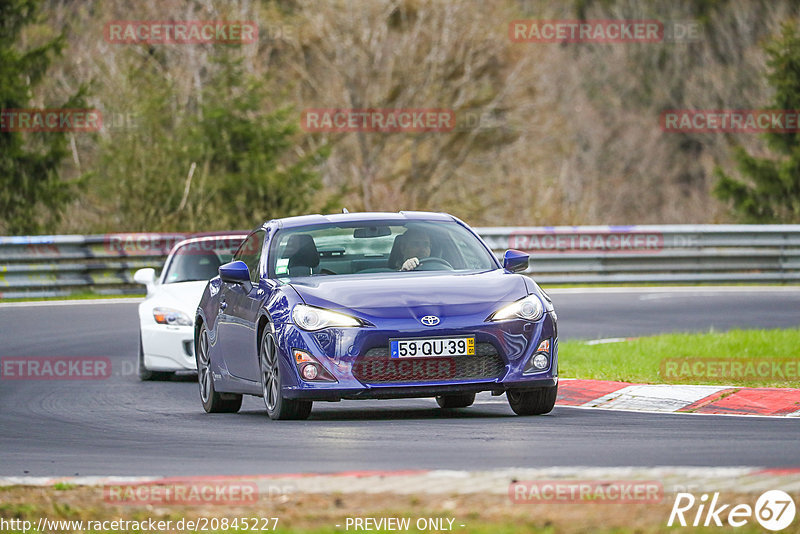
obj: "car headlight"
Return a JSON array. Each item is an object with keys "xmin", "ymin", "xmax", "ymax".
[
  {"xmin": 488, "ymin": 295, "xmax": 544, "ymax": 322},
  {"xmin": 292, "ymin": 304, "xmax": 362, "ymax": 331},
  {"xmin": 152, "ymin": 307, "xmax": 193, "ymax": 326}
]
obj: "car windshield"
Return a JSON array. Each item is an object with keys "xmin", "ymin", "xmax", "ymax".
[
  {"xmin": 162, "ymin": 238, "xmax": 242, "ymax": 284},
  {"xmin": 269, "ymin": 220, "xmax": 498, "ymax": 277}
]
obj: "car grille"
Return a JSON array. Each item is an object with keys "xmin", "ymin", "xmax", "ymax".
[{"xmin": 353, "ymin": 342, "xmax": 506, "ymax": 385}]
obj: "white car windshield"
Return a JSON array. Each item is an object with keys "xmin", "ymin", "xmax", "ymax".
[{"xmin": 162, "ymin": 239, "xmax": 241, "ymax": 284}]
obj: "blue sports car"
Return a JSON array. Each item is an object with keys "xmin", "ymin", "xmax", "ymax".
[{"xmin": 195, "ymin": 211, "xmax": 558, "ymax": 419}]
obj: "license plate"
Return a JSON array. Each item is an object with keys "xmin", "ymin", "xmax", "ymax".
[{"xmin": 390, "ymin": 336, "xmax": 475, "ymax": 358}]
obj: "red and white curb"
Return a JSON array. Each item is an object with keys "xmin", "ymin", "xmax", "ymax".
[
  {"xmin": 555, "ymin": 379, "xmax": 800, "ymax": 417},
  {"xmin": 2, "ymin": 468, "xmax": 799, "ymax": 496}
]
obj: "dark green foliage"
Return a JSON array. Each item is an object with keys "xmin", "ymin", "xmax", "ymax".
[
  {"xmin": 0, "ymin": 0, "xmax": 84, "ymax": 234},
  {"xmin": 197, "ymin": 57, "xmax": 329, "ymax": 229},
  {"xmin": 714, "ymin": 22, "xmax": 800, "ymax": 222},
  {"xmin": 95, "ymin": 53, "xmax": 328, "ymax": 232}
]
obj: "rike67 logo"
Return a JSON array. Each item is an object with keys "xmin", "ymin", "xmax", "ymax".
[{"xmin": 668, "ymin": 490, "xmax": 796, "ymax": 531}]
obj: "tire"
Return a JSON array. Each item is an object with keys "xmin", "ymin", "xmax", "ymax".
[
  {"xmin": 138, "ymin": 332, "xmax": 172, "ymax": 381},
  {"xmin": 507, "ymin": 385, "xmax": 558, "ymax": 416},
  {"xmin": 196, "ymin": 324, "xmax": 242, "ymax": 413},
  {"xmin": 260, "ymin": 329, "xmax": 312, "ymax": 420},
  {"xmin": 435, "ymin": 392, "xmax": 476, "ymax": 409}
]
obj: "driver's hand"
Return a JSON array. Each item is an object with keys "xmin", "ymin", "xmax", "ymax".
[{"xmin": 401, "ymin": 257, "xmax": 420, "ymax": 271}]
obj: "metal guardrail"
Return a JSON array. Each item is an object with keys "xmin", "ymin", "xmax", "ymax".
[
  {"xmin": 1, "ymin": 225, "xmax": 799, "ymax": 299},
  {"xmin": 0, "ymin": 233, "xmax": 190, "ymax": 299}
]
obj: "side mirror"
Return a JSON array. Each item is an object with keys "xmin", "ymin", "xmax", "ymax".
[
  {"xmin": 133, "ymin": 268, "xmax": 156, "ymax": 294},
  {"xmin": 219, "ymin": 260, "xmax": 251, "ymax": 285},
  {"xmin": 503, "ymin": 249, "xmax": 529, "ymax": 273}
]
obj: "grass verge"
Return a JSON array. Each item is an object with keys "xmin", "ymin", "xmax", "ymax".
[
  {"xmin": 560, "ymin": 328, "xmax": 800, "ymax": 387},
  {"xmin": 0, "ymin": 292, "xmax": 143, "ymax": 303},
  {"xmin": 0, "ymin": 485, "xmax": 791, "ymax": 534}
]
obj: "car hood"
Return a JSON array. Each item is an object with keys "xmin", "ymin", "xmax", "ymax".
[
  {"xmin": 288, "ymin": 270, "xmax": 527, "ymax": 319},
  {"xmin": 144, "ymin": 280, "xmax": 208, "ymax": 315}
]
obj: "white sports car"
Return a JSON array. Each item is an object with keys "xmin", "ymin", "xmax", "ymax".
[{"xmin": 133, "ymin": 234, "xmax": 245, "ymax": 380}]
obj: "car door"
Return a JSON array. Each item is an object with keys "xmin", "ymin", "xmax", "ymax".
[{"xmin": 217, "ymin": 230, "xmax": 266, "ymax": 382}]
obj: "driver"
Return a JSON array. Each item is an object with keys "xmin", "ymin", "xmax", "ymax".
[{"xmin": 399, "ymin": 227, "xmax": 432, "ymax": 271}]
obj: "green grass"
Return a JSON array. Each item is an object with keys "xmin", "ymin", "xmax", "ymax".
[
  {"xmin": 0, "ymin": 292, "xmax": 143, "ymax": 303},
  {"xmin": 560, "ymin": 328, "xmax": 800, "ymax": 387},
  {"xmin": 0, "ymin": 485, "xmax": 787, "ymax": 534}
]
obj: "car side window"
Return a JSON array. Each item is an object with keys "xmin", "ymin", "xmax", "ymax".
[{"xmin": 234, "ymin": 230, "xmax": 265, "ymax": 283}]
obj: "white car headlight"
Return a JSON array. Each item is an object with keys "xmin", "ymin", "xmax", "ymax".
[
  {"xmin": 488, "ymin": 295, "xmax": 544, "ymax": 322},
  {"xmin": 153, "ymin": 307, "xmax": 193, "ymax": 326},
  {"xmin": 292, "ymin": 304, "xmax": 362, "ymax": 331}
]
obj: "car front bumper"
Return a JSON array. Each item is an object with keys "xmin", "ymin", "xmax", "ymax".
[
  {"xmin": 141, "ymin": 324, "xmax": 196, "ymax": 372},
  {"xmin": 276, "ymin": 311, "xmax": 559, "ymax": 401},
  {"xmin": 283, "ymin": 378, "xmax": 558, "ymax": 400}
]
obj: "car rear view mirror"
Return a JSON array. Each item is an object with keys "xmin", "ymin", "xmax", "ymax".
[
  {"xmin": 219, "ymin": 260, "xmax": 251, "ymax": 285},
  {"xmin": 133, "ymin": 267, "xmax": 156, "ymax": 294},
  {"xmin": 503, "ymin": 249, "xmax": 529, "ymax": 273},
  {"xmin": 353, "ymin": 226, "xmax": 391, "ymax": 238}
]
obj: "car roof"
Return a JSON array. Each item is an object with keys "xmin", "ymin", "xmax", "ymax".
[
  {"xmin": 264, "ymin": 211, "xmax": 456, "ymax": 230},
  {"xmin": 174, "ymin": 233, "xmax": 248, "ymax": 245},
  {"xmin": 166, "ymin": 233, "xmax": 247, "ymax": 257}
]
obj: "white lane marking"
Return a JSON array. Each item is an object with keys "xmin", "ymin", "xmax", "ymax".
[
  {"xmin": 5, "ymin": 467, "xmax": 799, "ymax": 496},
  {"xmin": 470, "ymin": 398, "xmax": 800, "ymax": 418},
  {"xmin": 635, "ymin": 290, "xmax": 791, "ymax": 301},
  {"xmin": 0, "ymin": 476, "xmax": 158, "ymax": 487},
  {"xmin": 548, "ymin": 286, "xmax": 800, "ymax": 294},
  {"xmin": 585, "ymin": 337, "xmax": 631, "ymax": 345},
  {"xmin": 0, "ymin": 298, "xmax": 143, "ymax": 308},
  {"xmin": 581, "ymin": 384, "xmax": 731, "ymax": 412},
  {"xmin": 558, "ymin": 403, "xmax": 800, "ymax": 419}
]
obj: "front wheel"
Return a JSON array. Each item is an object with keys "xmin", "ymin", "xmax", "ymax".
[
  {"xmin": 507, "ymin": 385, "xmax": 558, "ymax": 415},
  {"xmin": 196, "ymin": 324, "xmax": 242, "ymax": 413},
  {"xmin": 260, "ymin": 329, "xmax": 312, "ymax": 420}
]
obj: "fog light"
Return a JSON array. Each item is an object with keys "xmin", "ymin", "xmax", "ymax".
[
  {"xmin": 291, "ymin": 348, "xmax": 337, "ymax": 382},
  {"xmin": 301, "ymin": 364, "xmax": 319, "ymax": 380},
  {"xmin": 532, "ymin": 353, "xmax": 548, "ymax": 370}
]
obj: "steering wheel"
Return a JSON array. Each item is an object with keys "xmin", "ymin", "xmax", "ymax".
[{"xmin": 415, "ymin": 257, "xmax": 453, "ymax": 271}]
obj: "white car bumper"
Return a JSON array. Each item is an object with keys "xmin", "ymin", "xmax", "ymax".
[{"xmin": 141, "ymin": 324, "xmax": 196, "ymax": 372}]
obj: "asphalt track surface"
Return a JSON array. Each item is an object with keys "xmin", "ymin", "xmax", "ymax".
[{"xmin": 0, "ymin": 288, "xmax": 798, "ymax": 476}]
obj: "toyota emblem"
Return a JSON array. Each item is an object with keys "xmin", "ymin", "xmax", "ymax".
[{"xmin": 420, "ymin": 315, "xmax": 440, "ymax": 326}]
